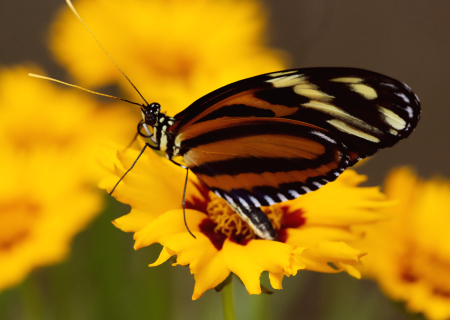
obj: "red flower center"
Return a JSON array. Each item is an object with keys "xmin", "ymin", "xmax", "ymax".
[{"xmin": 186, "ymin": 182, "xmax": 307, "ymax": 248}]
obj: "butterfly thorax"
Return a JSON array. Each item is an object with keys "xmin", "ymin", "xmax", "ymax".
[
  {"xmin": 152, "ymin": 114, "xmax": 176, "ymax": 154},
  {"xmin": 140, "ymin": 102, "xmax": 176, "ymax": 155}
]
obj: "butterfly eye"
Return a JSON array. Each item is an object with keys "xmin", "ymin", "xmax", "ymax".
[
  {"xmin": 144, "ymin": 112, "xmax": 157, "ymax": 126},
  {"xmin": 143, "ymin": 102, "xmax": 161, "ymax": 126}
]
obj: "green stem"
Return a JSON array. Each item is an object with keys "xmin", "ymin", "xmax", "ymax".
[
  {"xmin": 222, "ymin": 275, "xmax": 237, "ymax": 320},
  {"xmin": 20, "ymin": 274, "xmax": 45, "ymax": 320}
]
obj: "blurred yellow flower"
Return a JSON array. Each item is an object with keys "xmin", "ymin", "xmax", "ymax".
[
  {"xmin": 50, "ymin": 0, "xmax": 287, "ymax": 115},
  {"xmin": 0, "ymin": 66, "xmax": 136, "ymax": 291},
  {"xmin": 100, "ymin": 143, "xmax": 390, "ymax": 300},
  {"xmin": 358, "ymin": 168, "xmax": 450, "ymax": 320}
]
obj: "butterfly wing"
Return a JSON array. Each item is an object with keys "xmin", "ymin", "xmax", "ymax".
[
  {"xmin": 176, "ymin": 117, "xmax": 350, "ymax": 207},
  {"xmin": 171, "ymin": 67, "xmax": 421, "ymax": 165},
  {"xmin": 168, "ymin": 67, "xmax": 420, "ymax": 207}
]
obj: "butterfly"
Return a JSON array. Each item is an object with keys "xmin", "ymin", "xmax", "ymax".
[
  {"xmin": 34, "ymin": 1, "xmax": 420, "ymax": 241},
  {"xmin": 135, "ymin": 67, "xmax": 421, "ymax": 240}
]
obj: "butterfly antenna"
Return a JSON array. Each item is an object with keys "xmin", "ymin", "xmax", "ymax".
[
  {"xmin": 183, "ymin": 168, "xmax": 196, "ymax": 239},
  {"xmin": 28, "ymin": 74, "xmax": 142, "ymax": 107},
  {"xmin": 65, "ymin": 0, "xmax": 149, "ymax": 106}
]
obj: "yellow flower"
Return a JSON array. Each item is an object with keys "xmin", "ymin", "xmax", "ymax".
[
  {"xmin": 357, "ymin": 168, "xmax": 450, "ymax": 320},
  {"xmin": 0, "ymin": 144, "xmax": 101, "ymax": 291},
  {"xmin": 100, "ymin": 142, "xmax": 390, "ymax": 300},
  {"xmin": 0, "ymin": 66, "xmax": 136, "ymax": 291},
  {"xmin": 50, "ymin": 0, "xmax": 287, "ymax": 115},
  {"xmin": 0, "ymin": 65, "xmax": 137, "ymax": 181}
]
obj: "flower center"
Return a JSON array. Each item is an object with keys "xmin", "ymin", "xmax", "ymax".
[
  {"xmin": 187, "ymin": 183, "xmax": 306, "ymax": 245},
  {"xmin": 0, "ymin": 198, "xmax": 41, "ymax": 252},
  {"xmin": 401, "ymin": 244, "xmax": 450, "ymax": 299},
  {"xmin": 206, "ymin": 192, "xmax": 284, "ymax": 239}
]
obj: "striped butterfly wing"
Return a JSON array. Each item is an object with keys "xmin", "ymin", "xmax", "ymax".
[
  {"xmin": 169, "ymin": 67, "xmax": 421, "ymax": 207},
  {"xmin": 171, "ymin": 68, "xmax": 421, "ymax": 165},
  {"xmin": 176, "ymin": 117, "xmax": 349, "ymax": 207}
]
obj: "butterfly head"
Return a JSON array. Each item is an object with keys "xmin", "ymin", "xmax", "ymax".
[{"xmin": 141, "ymin": 102, "xmax": 161, "ymax": 127}]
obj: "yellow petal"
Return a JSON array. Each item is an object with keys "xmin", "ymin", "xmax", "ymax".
[
  {"xmin": 192, "ymin": 250, "xmax": 230, "ymax": 300},
  {"xmin": 164, "ymin": 233, "xmax": 211, "ymax": 267},
  {"xmin": 149, "ymin": 247, "xmax": 173, "ymax": 267},
  {"xmin": 222, "ymin": 240, "xmax": 265, "ymax": 295},
  {"xmin": 222, "ymin": 239, "xmax": 305, "ymax": 295},
  {"xmin": 287, "ymin": 226, "xmax": 360, "ymax": 243},
  {"xmin": 112, "ymin": 209, "xmax": 156, "ymax": 233},
  {"xmin": 289, "ymin": 170, "xmax": 389, "ymax": 226},
  {"xmin": 337, "ymin": 263, "xmax": 362, "ymax": 279},
  {"xmin": 101, "ymin": 147, "xmax": 189, "ymax": 213},
  {"xmin": 133, "ymin": 209, "xmax": 205, "ymax": 250},
  {"xmin": 268, "ymin": 272, "xmax": 284, "ymax": 290}
]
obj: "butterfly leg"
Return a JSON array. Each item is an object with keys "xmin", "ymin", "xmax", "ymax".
[
  {"xmin": 110, "ymin": 142, "xmax": 158, "ymax": 195},
  {"xmin": 228, "ymin": 203, "xmax": 277, "ymax": 241},
  {"xmin": 169, "ymin": 159, "xmax": 197, "ymax": 239}
]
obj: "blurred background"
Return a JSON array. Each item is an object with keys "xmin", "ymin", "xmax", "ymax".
[{"xmin": 0, "ymin": 0, "xmax": 448, "ymax": 319}]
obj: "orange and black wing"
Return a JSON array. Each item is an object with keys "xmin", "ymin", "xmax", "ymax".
[
  {"xmin": 171, "ymin": 68, "xmax": 421, "ymax": 164},
  {"xmin": 176, "ymin": 117, "xmax": 349, "ymax": 207},
  {"xmin": 168, "ymin": 67, "xmax": 421, "ymax": 207}
]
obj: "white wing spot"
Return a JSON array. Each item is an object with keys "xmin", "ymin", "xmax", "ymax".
[
  {"xmin": 277, "ymin": 193, "xmax": 288, "ymax": 202},
  {"xmin": 350, "ymin": 83, "xmax": 378, "ymax": 99},
  {"xmin": 380, "ymin": 82, "xmax": 397, "ymax": 89},
  {"xmin": 224, "ymin": 194, "xmax": 235, "ymax": 205},
  {"xmin": 334, "ymin": 171, "xmax": 340, "ymax": 177},
  {"xmin": 248, "ymin": 195, "xmax": 261, "ymax": 207},
  {"xmin": 264, "ymin": 195, "xmax": 276, "ymax": 206},
  {"xmin": 405, "ymin": 106, "xmax": 414, "ymax": 118},
  {"xmin": 379, "ymin": 107, "xmax": 406, "ymax": 130},
  {"xmin": 310, "ymin": 130, "xmax": 337, "ymax": 144},
  {"xmin": 268, "ymin": 70, "xmax": 298, "ymax": 77},
  {"xmin": 302, "ymin": 100, "xmax": 356, "ymax": 121},
  {"xmin": 389, "ymin": 128, "xmax": 399, "ymax": 135},
  {"xmin": 214, "ymin": 190, "xmax": 222, "ymax": 197},
  {"xmin": 238, "ymin": 197, "xmax": 249, "ymax": 208},
  {"xmin": 395, "ymin": 92, "xmax": 410, "ymax": 104},
  {"xmin": 294, "ymin": 84, "xmax": 334, "ymax": 100},
  {"xmin": 288, "ymin": 189, "xmax": 301, "ymax": 198},
  {"xmin": 330, "ymin": 77, "xmax": 362, "ymax": 83},
  {"xmin": 327, "ymin": 119, "xmax": 380, "ymax": 143},
  {"xmin": 302, "ymin": 186, "xmax": 311, "ymax": 193},
  {"xmin": 312, "ymin": 181, "xmax": 322, "ymax": 188},
  {"xmin": 266, "ymin": 74, "xmax": 303, "ymax": 88}
]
